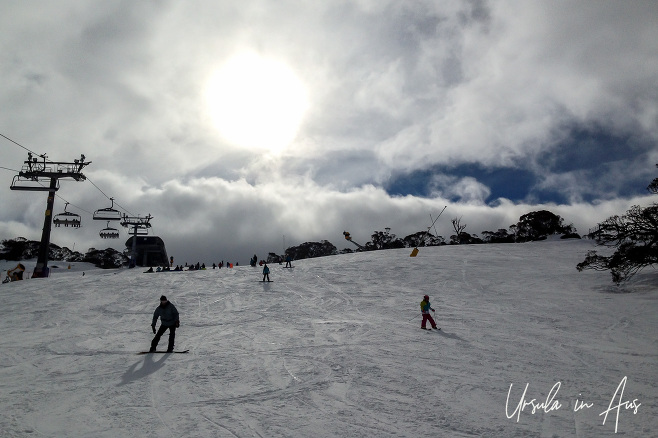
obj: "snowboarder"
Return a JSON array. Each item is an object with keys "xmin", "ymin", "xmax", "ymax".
[
  {"xmin": 420, "ymin": 294, "xmax": 438, "ymax": 330},
  {"xmin": 285, "ymin": 255, "xmax": 293, "ymax": 268},
  {"xmin": 150, "ymin": 295, "xmax": 180, "ymax": 352},
  {"xmin": 262, "ymin": 263, "xmax": 270, "ymax": 282}
]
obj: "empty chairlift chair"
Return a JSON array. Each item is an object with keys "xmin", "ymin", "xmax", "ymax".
[
  {"xmin": 53, "ymin": 202, "xmax": 81, "ymax": 228},
  {"xmin": 93, "ymin": 197, "xmax": 122, "ymax": 221}
]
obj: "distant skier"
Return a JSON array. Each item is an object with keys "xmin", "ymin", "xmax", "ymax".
[
  {"xmin": 420, "ymin": 294, "xmax": 438, "ymax": 330},
  {"xmin": 262, "ymin": 263, "xmax": 270, "ymax": 282},
  {"xmin": 150, "ymin": 295, "xmax": 180, "ymax": 352},
  {"xmin": 285, "ymin": 255, "xmax": 293, "ymax": 268}
]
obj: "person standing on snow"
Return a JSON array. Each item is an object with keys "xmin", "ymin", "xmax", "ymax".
[
  {"xmin": 262, "ymin": 263, "xmax": 271, "ymax": 282},
  {"xmin": 150, "ymin": 295, "xmax": 180, "ymax": 352},
  {"xmin": 420, "ymin": 294, "xmax": 439, "ymax": 330}
]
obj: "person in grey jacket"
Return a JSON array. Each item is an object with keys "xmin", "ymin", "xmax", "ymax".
[{"xmin": 150, "ymin": 295, "xmax": 180, "ymax": 352}]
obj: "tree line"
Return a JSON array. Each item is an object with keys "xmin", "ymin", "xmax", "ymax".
[
  {"xmin": 5, "ymin": 166, "xmax": 655, "ymax": 285},
  {"xmin": 280, "ymin": 209, "xmax": 579, "ymax": 261},
  {"xmin": 0, "ymin": 237, "xmax": 127, "ymax": 268},
  {"xmin": 283, "ymin": 164, "xmax": 658, "ymax": 287}
]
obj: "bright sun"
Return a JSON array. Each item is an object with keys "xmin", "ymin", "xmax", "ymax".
[{"xmin": 205, "ymin": 53, "xmax": 308, "ymax": 152}]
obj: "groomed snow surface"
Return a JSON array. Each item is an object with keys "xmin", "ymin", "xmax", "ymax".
[{"xmin": 0, "ymin": 240, "xmax": 656, "ymax": 437}]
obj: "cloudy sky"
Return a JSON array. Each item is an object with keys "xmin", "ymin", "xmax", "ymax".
[{"xmin": 1, "ymin": 0, "xmax": 657, "ymax": 266}]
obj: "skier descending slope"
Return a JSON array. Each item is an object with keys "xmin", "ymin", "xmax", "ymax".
[
  {"xmin": 150, "ymin": 295, "xmax": 180, "ymax": 352},
  {"xmin": 262, "ymin": 263, "xmax": 271, "ymax": 282},
  {"xmin": 420, "ymin": 294, "xmax": 439, "ymax": 330}
]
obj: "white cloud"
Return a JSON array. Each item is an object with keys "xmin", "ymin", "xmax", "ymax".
[
  {"xmin": 1, "ymin": 1, "xmax": 656, "ymax": 265},
  {"xmin": 429, "ymin": 175, "xmax": 491, "ymax": 204}
]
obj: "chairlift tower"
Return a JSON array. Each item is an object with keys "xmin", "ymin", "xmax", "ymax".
[
  {"xmin": 9, "ymin": 153, "xmax": 91, "ymax": 278},
  {"xmin": 120, "ymin": 214, "xmax": 153, "ymax": 268}
]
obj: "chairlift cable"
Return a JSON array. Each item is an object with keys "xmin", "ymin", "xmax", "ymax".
[
  {"xmin": 11, "ymin": 175, "xmax": 91, "ymax": 216},
  {"xmin": 3, "ymin": 133, "xmax": 137, "ymax": 221},
  {"xmin": 112, "ymin": 199, "xmax": 134, "ymax": 217},
  {"xmin": 85, "ymin": 176, "xmax": 112, "ymax": 201},
  {"xmin": 23, "ymin": 178, "xmax": 94, "ymax": 216},
  {"xmin": 0, "ymin": 133, "xmax": 51, "ymax": 162},
  {"xmin": 54, "ymin": 193, "xmax": 94, "ymax": 216},
  {"xmin": 86, "ymin": 176, "xmax": 134, "ymax": 216}
]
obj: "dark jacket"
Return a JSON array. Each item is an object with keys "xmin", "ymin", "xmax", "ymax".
[{"xmin": 152, "ymin": 301, "xmax": 179, "ymax": 327}]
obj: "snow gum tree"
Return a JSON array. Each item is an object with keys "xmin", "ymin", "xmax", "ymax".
[
  {"xmin": 577, "ymin": 166, "xmax": 658, "ymax": 284},
  {"xmin": 365, "ymin": 230, "xmax": 405, "ymax": 250},
  {"xmin": 513, "ymin": 210, "xmax": 575, "ymax": 242}
]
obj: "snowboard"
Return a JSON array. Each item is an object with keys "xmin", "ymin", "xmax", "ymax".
[{"xmin": 137, "ymin": 349, "xmax": 189, "ymax": 355}]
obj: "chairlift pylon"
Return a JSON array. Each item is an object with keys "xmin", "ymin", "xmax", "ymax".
[
  {"xmin": 53, "ymin": 202, "xmax": 81, "ymax": 228},
  {"xmin": 99, "ymin": 221, "xmax": 120, "ymax": 239},
  {"xmin": 93, "ymin": 197, "xmax": 122, "ymax": 221}
]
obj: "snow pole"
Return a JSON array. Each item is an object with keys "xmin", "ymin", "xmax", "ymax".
[
  {"xmin": 430, "ymin": 212, "xmax": 440, "ymax": 238},
  {"xmin": 410, "ymin": 206, "xmax": 447, "ymax": 257}
]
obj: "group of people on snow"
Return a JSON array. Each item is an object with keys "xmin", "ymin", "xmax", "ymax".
[
  {"xmin": 148, "ymin": 292, "xmax": 438, "ymax": 353},
  {"xmin": 145, "ymin": 252, "xmax": 440, "ymax": 353}
]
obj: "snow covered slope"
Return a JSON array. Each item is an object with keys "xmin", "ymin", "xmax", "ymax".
[{"xmin": 0, "ymin": 240, "xmax": 656, "ymax": 437}]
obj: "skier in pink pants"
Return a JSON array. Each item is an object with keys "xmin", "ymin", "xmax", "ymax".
[{"xmin": 420, "ymin": 294, "xmax": 438, "ymax": 330}]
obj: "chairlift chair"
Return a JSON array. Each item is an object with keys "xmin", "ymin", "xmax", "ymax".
[
  {"xmin": 93, "ymin": 197, "xmax": 122, "ymax": 221},
  {"xmin": 99, "ymin": 221, "xmax": 120, "ymax": 239},
  {"xmin": 9, "ymin": 175, "xmax": 60, "ymax": 192},
  {"xmin": 53, "ymin": 202, "xmax": 81, "ymax": 228},
  {"xmin": 134, "ymin": 227, "xmax": 150, "ymax": 236}
]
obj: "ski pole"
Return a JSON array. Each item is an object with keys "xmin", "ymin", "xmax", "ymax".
[{"xmin": 408, "ymin": 313, "xmax": 421, "ymax": 321}]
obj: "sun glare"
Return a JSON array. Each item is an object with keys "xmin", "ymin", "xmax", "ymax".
[{"xmin": 205, "ymin": 53, "xmax": 308, "ymax": 152}]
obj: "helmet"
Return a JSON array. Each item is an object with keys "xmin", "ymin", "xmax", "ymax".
[{"xmin": 423, "ymin": 295, "xmax": 429, "ymax": 300}]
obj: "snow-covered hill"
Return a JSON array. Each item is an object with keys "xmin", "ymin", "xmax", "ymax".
[{"xmin": 0, "ymin": 240, "xmax": 656, "ymax": 437}]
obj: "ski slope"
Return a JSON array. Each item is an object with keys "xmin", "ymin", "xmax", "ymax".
[{"xmin": 0, "ymin": 240, "xmax": 656, "ymax": 437}]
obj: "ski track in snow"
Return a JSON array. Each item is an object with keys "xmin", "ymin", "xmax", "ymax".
[{"xmin": 0, "ymin": 240, "xmax": 656, "ymax": 437}]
